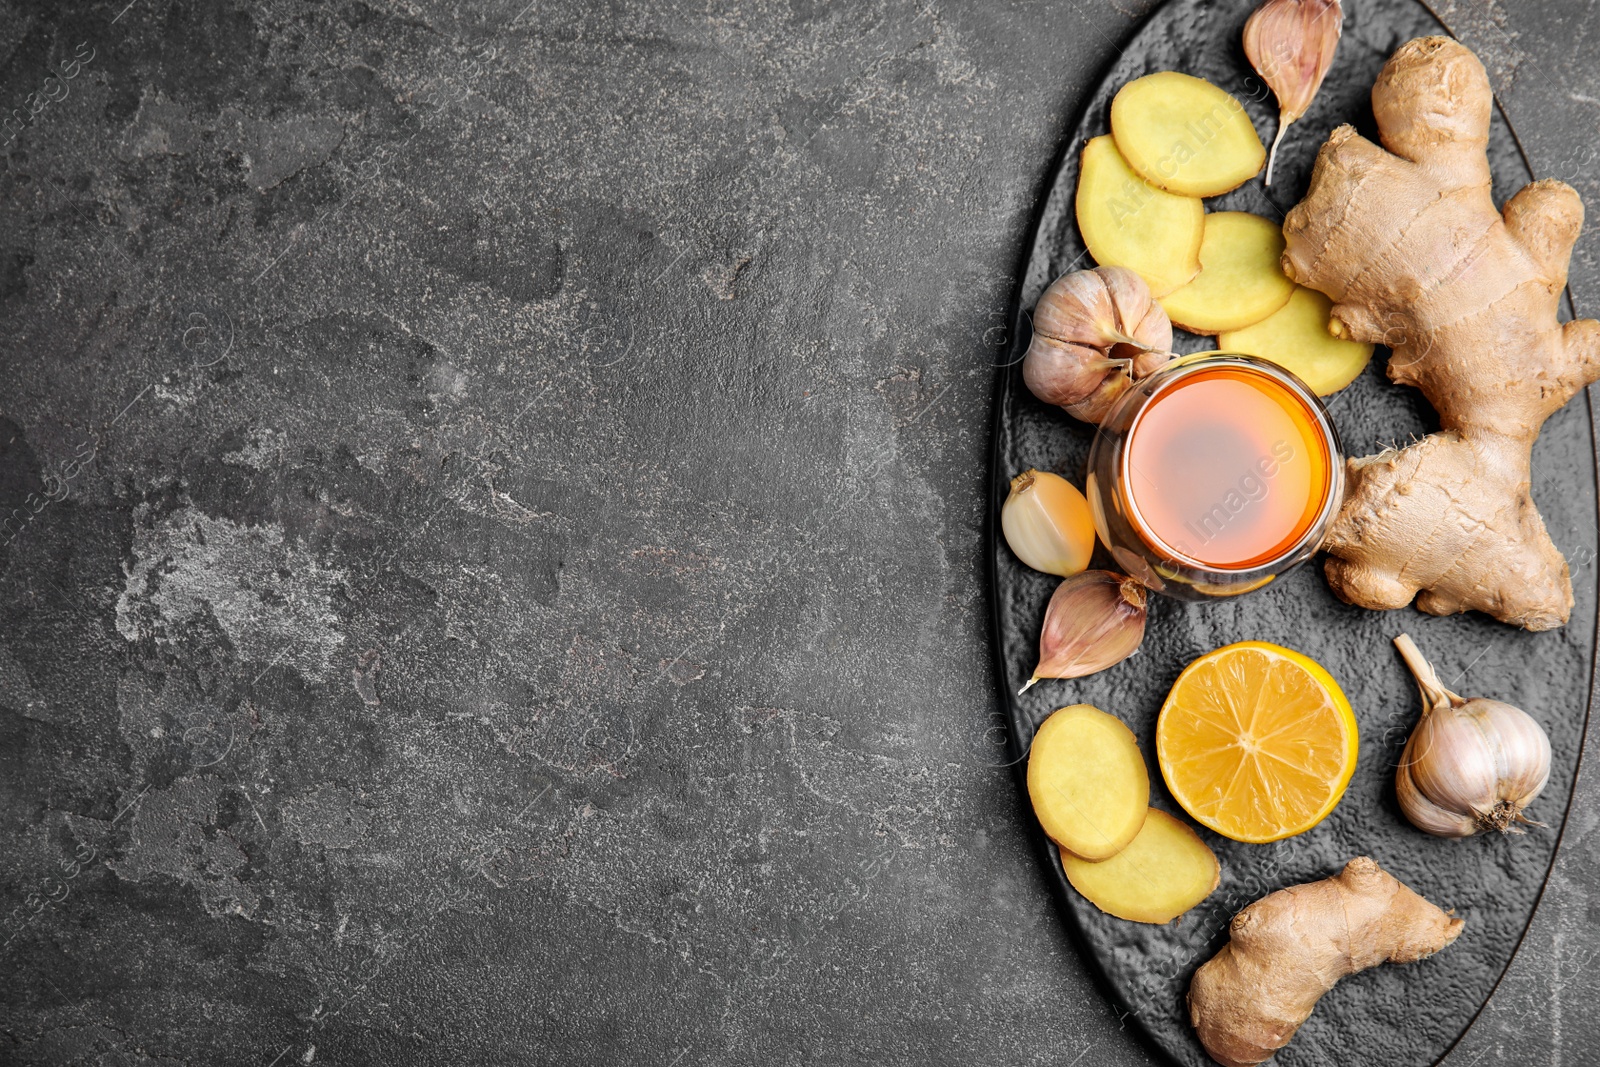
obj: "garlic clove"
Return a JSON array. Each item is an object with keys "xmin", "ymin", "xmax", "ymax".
[
  {"xmin": 1023, "ymin": 266, "xmax": 1174, "ymax": 418},
  {"xmin": 1395, "ymin": 757, "xmax": 1478, "ymax": 838},
  {"xmin": 1031, "ymin": 265, "xmax": 1158, "ymax": 348},
  {"xmin": 1401, "ymin": 710, "xmax": 1500, "ymax": 832},
  {"xmin": 1001, "ymin": 470, "xmax": 1097, "ymax": 577},
  {"xmin": 1023, "ymin": 570, "xmax": 1147, "ymax": 692},
  {"xmin": 1098, "ymin": 265, "xmax": 1173, "ymax": 349},
  {"xmin": 1483, "ymin": 698, "xmax": 1553, "ymax": 809},
  {"xmin": 1062, "ymin": 376, "xmax": 1132, "ymax": 426},
  {"xmin": 1401, "ymin": 713, "xmax": 1497, "ymax": 838},
  {"xmin": 1062, "ymin": 347, "xmax": 1175, "ymax": 424},
  {"xmin": 1023, "ymin": 334, "xmax": 1126, "ymax": 408},
  {"xmin": 1243, "ymin": 0, "xmax": 1343, "ymax": 184}
]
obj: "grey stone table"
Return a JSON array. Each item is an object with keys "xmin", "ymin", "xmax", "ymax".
[{"xmin": 1, "ymin": 2, "xmax": 1597, "ymax": 1064}]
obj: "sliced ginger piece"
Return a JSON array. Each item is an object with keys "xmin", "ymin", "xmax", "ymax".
[
  {"xmin": 1027, "ymin": 704, "xmax": 1149, "ymax": 860},
  {"xmin": 1060, "ymin": 808, "xmax": 1219, "ymax": 924},
  {"xmin": 1076, "ymin": 134, "xmax": 1204, "ymax": 297},
  {"xmin": 1218, "ymin": 285, "xmax": 1373, "ymax": 395},
  {"xmin": 1111, "ymin": 72, "xmax": 1266, "ymax": 197},
  {"xmin": 1160, "ymin": 212, "xmax": 1295, "ymax": 334}
]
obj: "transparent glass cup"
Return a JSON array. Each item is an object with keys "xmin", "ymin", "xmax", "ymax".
[{"xmin": 1084, "ymin": 353, "xmax": 1345, "ymax": 601}]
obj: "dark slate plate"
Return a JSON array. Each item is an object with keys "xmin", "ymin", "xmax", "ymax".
[{"xmin": 987, "ymin": 1, "xmax": 1599, "ymax": 1065}]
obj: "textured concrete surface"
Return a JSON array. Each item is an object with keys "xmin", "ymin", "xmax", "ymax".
[{"xmin": 0, "ymin": 2, "xmax": 1597, "ymax": 1065}]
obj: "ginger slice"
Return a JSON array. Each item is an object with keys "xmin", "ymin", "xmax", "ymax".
[
  {"xmin": 1217, "ymin": 285, "xmax": 1373, "ymax": 395},
  {"xmin": 1059, "ymin": 808, "xmax": 1218, "ymax": 924},
  {"xmin": 1076, "ymin": 134, "xmax": 1204, "ymax": 297},
  {"xmin": 1161, "ymin": 212, "xmax": 1297, "ymax": 334},
  {"xmin": 1111, "ymin": 72, "xmax": 1266, "ymax": 197},
  {"xmin": 1026, "ymin": 704, "xmax": 1150, "ymax": 861}
]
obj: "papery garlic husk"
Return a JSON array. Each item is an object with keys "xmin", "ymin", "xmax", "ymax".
[
  {"xmin": 1392, "ymin": 633, "xmax": 1552, "ymax": 837},
  {"xmin": 1243, "ymin": 0, "xmax": 1343, "ymax": 185},
  {"xmin": 1002, "ymin": 470, "xmax": 1097, "ymax": 577},
  {"xmin": 1023, "ymin": 266, "xmax": 1173, "ymax": 424},
  {"xmin": 1021, "ymin": 571, "xmax": 1147, "ymax": 693}
]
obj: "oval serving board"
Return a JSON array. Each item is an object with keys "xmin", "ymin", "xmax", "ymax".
[{"xmin": 988, "ymin": 1, "xmax": 1599, "ymax": 1065}]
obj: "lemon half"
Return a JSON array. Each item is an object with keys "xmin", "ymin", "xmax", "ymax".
[{"xmin": 1156, "ymin": 641, "xmax": 1358, "ymax": 843}]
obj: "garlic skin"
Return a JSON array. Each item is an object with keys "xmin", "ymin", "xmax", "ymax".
[
  {"xmin": 1023, "ymin": 266, "xmax": 1173, "ymax": 424},
  {"xmin": 1022, "ymin": 571, "xmax": 1147, "ymax": 693},
  {"xmin": 1243, "ymin": 0, "xmax": 1343, "ymax": 185},
  {"xmin": 1002, "ymin": 470, "xmax": 1097, "ymax": 577},
  {"xmin": 1392, "ymin": 633, "xmax": 1552, "ymax": 837}
]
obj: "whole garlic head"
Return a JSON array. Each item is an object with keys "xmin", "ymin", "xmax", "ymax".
[
  {"xmin": 1022, "ymin": 266, "xmax": 1173, "ymax": 424},
  {"xmin": 1392, "ymin": 633, "xmax": 1552, "ymax": 837}
]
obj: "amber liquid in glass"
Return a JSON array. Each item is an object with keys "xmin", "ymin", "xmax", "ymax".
[{"xmin": 1121, "ymin": 366, "xmax": 1332, "ymax": 569}]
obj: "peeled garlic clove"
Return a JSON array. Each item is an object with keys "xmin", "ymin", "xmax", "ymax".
[
  {"xmin": 1022, "ymin": 571, "xmax": 1147, "ymax": 693},
  {"xmin": 1391, "ymin": 633, "xmax": 1553, "ymax": 836},
  {"xmin": 1023, "ymin": 266, "xmax": 1173, "ymax": 418},
  {"xmin": 1002, "ymin": 470, "xmax": 1097, "ymax": 577},
  {"xmin": 1243, "ymin": 0, "xmax": 1343, "ymax": 184}
]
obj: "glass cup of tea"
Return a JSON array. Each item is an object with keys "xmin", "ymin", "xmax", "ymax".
[{"xmin": 1084, "ymin": 353, "xmax": 1345, "ymax": 600}]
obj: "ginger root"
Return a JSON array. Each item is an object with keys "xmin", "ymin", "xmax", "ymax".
[
  {"xmin": 1189, "ymin": 857, "xmax": 1463, "ymax": 1067},
  {"xmin": 1282, "ymin": 37, "xmax": 1600, "ymax": 630}
]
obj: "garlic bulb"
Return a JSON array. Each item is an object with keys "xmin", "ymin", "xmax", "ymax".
[
  {"xmin": 1243, "ymin": 0, "xmax": 1343, "ymax": 185},
  {"xmin": 1392, "ymin": 633, "xmax": 1551, "ymax": 837},
  {"xmin": 1023, "ymin": 266, "xmax": 1173, "ymax": 425},
  {"xmin": 1021, "ymin": 571, "xmax": 1147, "ymax": 693},
  {"xmin": 1002, "ymin": 470, "xmax": 1097, "ymax": 577}
]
